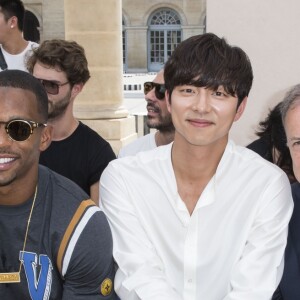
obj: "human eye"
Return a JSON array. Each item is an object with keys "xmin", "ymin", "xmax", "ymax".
[
  {"xmin": 211, "ymin": 90, "xmax": 228, "ymax": 98},
  {"xmin": 292, "ymin": 140, "xmax": 300, "ymax": 147},
  {"xmin": 289, "ymin": 139, "xmax": 300, "ymax": 152},
  {"xmin": 49, "ymin": 81, "xmax": 57, "ymax": 88},
  {"xmin": 177, "ymin": 86, "xmax": 196, "ymax": 96}
]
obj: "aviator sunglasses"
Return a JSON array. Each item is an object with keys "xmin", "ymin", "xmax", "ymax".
[
  {"xmin": 38, "ymin": 79, "xmax": 69, "ymax": 95},
  {"xmin": 1, "ymin": 119, "xmax": 47, "ymax": 142},
  {"xmin": 144, "ymin": 82, "xmax": 166, "ymax": 100}
]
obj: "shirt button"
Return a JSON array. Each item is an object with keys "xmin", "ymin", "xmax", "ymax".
[{"xmin": 188, "ymin": 279, "xmax": 193, "ymax": 283}]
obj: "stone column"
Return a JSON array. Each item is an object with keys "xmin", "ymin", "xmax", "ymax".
[
  {"xmin": 64, "ymin": 0, "xmax": 137, "ymax": 154},
  {"xmin": 126, "ymin": 26, "xmax": 148, "ymax": 73}
]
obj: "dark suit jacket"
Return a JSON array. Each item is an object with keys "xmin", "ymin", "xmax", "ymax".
[{"xmin": 273, "ymin": 182, "xmax": 300, "ymax": 299}]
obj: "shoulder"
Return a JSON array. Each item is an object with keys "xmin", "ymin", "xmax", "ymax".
[
  {"xmin": 72, "ymin": 122, "xmax": 115, "ymax": 157},
  {"xmin": 228, "ymin": 141, "xmax": 281, "ymax": 171},
  {"xmin": 118, "ymin": 132, "xmax": 156, "ymax": 157},
  {"xmin": 28, "ymin": 41, "xmax": 39, "ymax": 49},
  {"xmin": 220, "ymin": 141, "xmax": 290, "ymax": 188},
  {"xmin": 246, "ymin": 137, "xmax": 271, "ymax": 160},
  {"xmin": 77, "ymin": 122, "xmax": 111, "ymax": 146},
  {"xmin": 38, "ymin": 164, "xmax": 89, "ymax": 206},
  {"xmin": 38, "ymin": 165, "xmax": 109, "ymax": 224},
  {"xmin": 104, "ymin": 143, "xmax": 171, "ymax": 182}
]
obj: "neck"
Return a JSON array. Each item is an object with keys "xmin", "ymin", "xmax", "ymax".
[
  {"xmin": 171, "ymin": 135, "xmax": 228, "ymax": 215},
  {"xmin": 171, "ymin": 134, "xmax": 228, "ymax": 182},
  {"xmin": 1, "ymin": 34, "xmax": 28, "ymax": 55},
  {"xmin": 155, "ymin": 130, "xmax": 175, "ymax": 146},
  {"xmin": 48, "ymin": 100, "xmax": 80, "ymax": 141},
  {"xmin": 0, "ymin": 177, "xmax": 38, "ymax": 206},
  {"xmin": 48, "ymin": 114, "xmax": 79, "ymax": 141}
]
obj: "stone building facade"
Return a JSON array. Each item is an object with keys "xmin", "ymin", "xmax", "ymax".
[
  {"xmin": 23, "ymin": 0, "xmax": 206, "ymax": 73},
  {"xmin": 122, "ymin": 0, "xmax": 206, "ymax": 72},
  {"xmin": 23, "ymin": 0, "xmax": 64, "ymax": 41}
]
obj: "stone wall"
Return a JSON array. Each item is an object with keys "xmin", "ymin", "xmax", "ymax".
[
  {"xmin": 24, "ymin": 0, "xmax": 65, "ymax": 41},
  {"xmin": 23, "ymin": 0, "xmax": 206, "ymax": 72}
]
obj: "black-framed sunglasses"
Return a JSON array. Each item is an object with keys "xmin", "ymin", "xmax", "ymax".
[
  {"xmin": 38, "ymin": 79, "xmax": 69, "ymax": 95},
  {"xmin": 144, "ymin": 82, "xmax": 166, "ymax": 100},
  {"xmin": 1, "ymin": 119, "xmax": 47, "ymax": 142}
]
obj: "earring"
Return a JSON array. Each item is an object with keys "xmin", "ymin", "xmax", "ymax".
[{"xmin": 10, "ymin": 25, "xmax": 13, "ymax": 29}]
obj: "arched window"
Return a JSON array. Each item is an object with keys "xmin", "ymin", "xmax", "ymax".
[{"xmin": 148, "ymin": 8, "xmax": 182, "ymax": 72}]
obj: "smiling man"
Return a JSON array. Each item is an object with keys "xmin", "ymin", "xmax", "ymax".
[
  {"xmin": 118, "ymin": 69, "xmax": 174, "ymax": 157},
  {"xmin": 100, "ymin": 33, "xmax": 293, "ymax": 300},
  {"xmin": 0, "ymin": 70, "xmax": 116, "ymax": 299}
]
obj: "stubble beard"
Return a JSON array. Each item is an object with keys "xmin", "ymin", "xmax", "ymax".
[
  {"xmin": 48, "ymin": 91, "xmax": 71, "ymax": 120},
  {"xmin": 147, "ymin": 113, "xmax": 174, "ymax": 133}
]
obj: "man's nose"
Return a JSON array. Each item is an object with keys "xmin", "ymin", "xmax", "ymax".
[
  {"xmin": 145, "ymin": 88, "xmax": 158, "ymax": 102},
  {"xmin": 193, "ymin": 90, "xmax": 211, "ymax": 113}
]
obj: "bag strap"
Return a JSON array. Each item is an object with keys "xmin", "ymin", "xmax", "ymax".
[{"xmin": 0, "ymin": 47, "xmax": 8, "ymax": 70}]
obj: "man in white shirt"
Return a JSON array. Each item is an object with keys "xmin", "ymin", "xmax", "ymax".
[
  {"xmin": 100, "ymin": 33, "xmax": 293, "ymax": 300},
  {"xmin": 0, "ymin": 0, "xmax": 38, "ymax": 71},
  {"xmin": 118, "ymin": 69, "xmax": 175, "ymax": 157}
]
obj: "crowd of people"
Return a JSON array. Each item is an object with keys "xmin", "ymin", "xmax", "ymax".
[{"xmin": 0, "ymin": 1, "xmax": 299, "ymax": 300}]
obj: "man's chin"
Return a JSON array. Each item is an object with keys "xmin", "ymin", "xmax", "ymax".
[{"xmin": 146, "ymin": 120, "xmax": 160, "ymax": 129}]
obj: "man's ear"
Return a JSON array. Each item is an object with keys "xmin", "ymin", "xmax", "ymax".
[
  {"xmin": 234, "ymin": 97, "xmax": 248, "ymax": 122},
  {"xmin": 9, "ymin": 16, "xmax": 18, "ymax": 29},
  {"xmin": 39, "ymin": 125, "xmax": 53, "ymax": 152},
  {"xmin": 166, "ymin": 90, "xmax": 172, "ymax": 113},
  {"xmin": 71, "ymin": 83, "xmax": 84, "ymax": 99}
]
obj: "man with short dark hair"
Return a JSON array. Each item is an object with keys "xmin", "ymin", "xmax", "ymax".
[
  {"xmin": 0, "ymin": 0, "xmax": 38, "ymax": 71},
  {"xmin": 101, "ymin": 33, "xmax": 293, "ymax": 299},
  {"xmin": 27, "ymin": 39, "xmax": 116, "ymax": 204},
  {"xmin": 0, "ymin": 70, "xmax": 116, "ymax": 299},
  {"xmin": 118, "ymin": 69, "xmax": 174, "ymax": 157}
]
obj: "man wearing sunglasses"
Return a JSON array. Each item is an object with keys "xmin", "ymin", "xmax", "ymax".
[
  {"xmin": 0, "ymin": 70, "xmax": 116, "ymax": 299},
  {"xmin": 0, "ymin": 0, "xmax": 38, "ymax": 71},
  {"xmin": 26, "ymin": 39, "xmax": 116, "ymax": 205},
  {"xmin": 118, "ymin": 69, "xmax": 174, "ymax": 157},
  {"xmin": 100, "ymin": 33, "xmax": 293, "ymax": 299}
]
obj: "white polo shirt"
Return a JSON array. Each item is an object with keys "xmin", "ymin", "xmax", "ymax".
[{"xmin": 100, "ymin": 140, "xmax": 293, "ymax": 300}]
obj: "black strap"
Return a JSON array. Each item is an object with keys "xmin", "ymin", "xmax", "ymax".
[{"xmin": 0, "ymin": 47, "xmax": 8, "ymax": 70}]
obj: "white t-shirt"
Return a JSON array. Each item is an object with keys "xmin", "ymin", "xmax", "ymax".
[
  {"xmin": 100, "ymin": 140, "xmax": 293, "ymax": 300},
  {"xmin": 118, "ymin": 132, "xmax": 157, "ymax": 158},
  {"xmin": 0, "ymin": 41, "xmax": 38, "ymax": 72}
]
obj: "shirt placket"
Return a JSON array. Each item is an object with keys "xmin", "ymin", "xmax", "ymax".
[{"xmin": 183, "ymin": 214, "xmax": 198, "ymax": 300}]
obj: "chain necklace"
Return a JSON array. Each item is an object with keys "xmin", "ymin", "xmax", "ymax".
[{"xmin": 0, "ymin": 185, "xmax": 38, "ymax": 283}]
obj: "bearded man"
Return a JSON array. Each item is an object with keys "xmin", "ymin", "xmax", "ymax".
[{"xmin": 27, "ymin": 39, "xmax": 116, "ymax": 204}]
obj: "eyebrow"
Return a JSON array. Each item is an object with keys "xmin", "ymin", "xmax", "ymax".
[
  {"xmin": 288, "ymin": 137, "xmax": 300, "ymax": 143},
  {"xmin": 37, "ymin": 78, "xmax": 63, "ymax": 84}
]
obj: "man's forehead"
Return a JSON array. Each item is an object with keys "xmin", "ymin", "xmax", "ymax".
[
  {"xmin": 154, "ymin": 70, "xmax": 164, "ymax": 83},
  {"xmin": 0, "ymin": 86, "xmax": 37, "ymax": 104},
  {"xmin": 287, "ymin": 101, "xmax": 300, "ymax": 117}
]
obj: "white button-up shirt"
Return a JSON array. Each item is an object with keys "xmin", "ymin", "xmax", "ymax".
[{"xmin": 100, "ymin": 141, "xmax": 293, "ymax": 300}]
